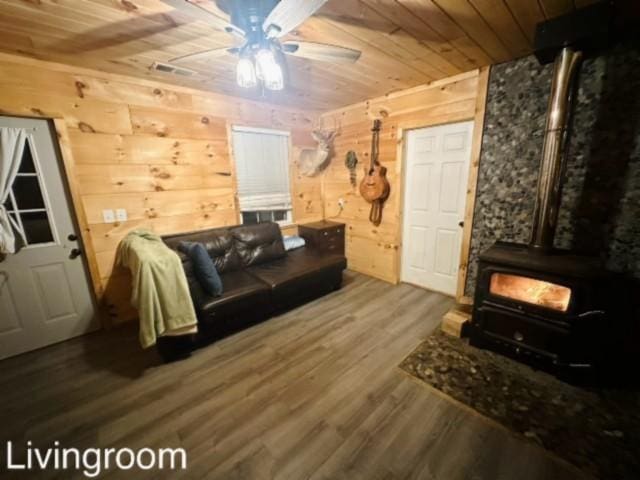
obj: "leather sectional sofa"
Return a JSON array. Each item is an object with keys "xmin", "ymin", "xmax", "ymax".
[{"xmin": 159, "ymin": 222, "xmax": 347, "ymax": 360}]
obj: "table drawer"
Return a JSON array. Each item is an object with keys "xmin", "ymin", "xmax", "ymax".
[
  {"xmin": 319, "ymin": 228, "xmax": 343, "ymax": 241},
  {"xmin": 323, "ymin": 237, "xmax": 344, "ymax": 254}
]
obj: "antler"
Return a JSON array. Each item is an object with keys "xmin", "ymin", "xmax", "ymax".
[
  {"xmin": 315, "ymin": 115, "xmax": 340, "ymax": 140},
  {"xmin": 331, "ymin": 114, "xmax": 341, "ymax": 137}
]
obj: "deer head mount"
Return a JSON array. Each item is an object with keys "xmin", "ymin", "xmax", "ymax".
[{"xmin": 298, "ymin": 118, "xmax": 339, "ymax": 177}]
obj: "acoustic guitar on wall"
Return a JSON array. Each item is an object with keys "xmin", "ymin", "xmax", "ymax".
[{"xmin": 359, "ymin": 119, "xmax": 390, "ymax": 225}]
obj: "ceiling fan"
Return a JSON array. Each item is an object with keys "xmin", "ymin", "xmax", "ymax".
[{"xmin": 163, "ymin": 0, "xmax": 362, "ymax": 91}]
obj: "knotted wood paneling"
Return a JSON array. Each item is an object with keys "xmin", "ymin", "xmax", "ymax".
[
  {"xmin": 320, "ymin": 71, "xmax": 485, "ymax": 285},
  {"xmin": 0, "ymin": 52, "xmax": 321, "ymax": 324}
]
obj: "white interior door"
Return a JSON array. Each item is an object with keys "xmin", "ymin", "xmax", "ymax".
[
  {"xmin": 0, "ymin": 116, "xmax": 98, "ymax": 360},
  {"xmin": 401, "ymin": 121, "xmax": 474, "ymax": 296}
]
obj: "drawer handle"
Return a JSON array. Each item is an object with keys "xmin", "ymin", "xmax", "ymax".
[
  {"xmin": 513, "ymin": 331, "xmax": 524, "ymax": 342},
  {"xmin": 323, "ymin": 231, "xmax": 328, "ymax": 236}
]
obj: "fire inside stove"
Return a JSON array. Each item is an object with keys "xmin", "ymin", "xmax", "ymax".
[{"xmin": 489, "ymin": 273, "xmax": 572, "ymax": 312}]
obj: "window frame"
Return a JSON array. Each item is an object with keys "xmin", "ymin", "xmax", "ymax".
[
  {"xmin": 241, "ymin": 209, "xmax": 293, "ymax": 226},
  {"xmin": 5, "ymin": 132, "xmax": 58, "ymax": 248}
]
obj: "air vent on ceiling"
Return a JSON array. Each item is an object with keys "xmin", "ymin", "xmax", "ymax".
[{"xmin": 151, "ymin": 62, "xmax": 197, "ymax": 77}]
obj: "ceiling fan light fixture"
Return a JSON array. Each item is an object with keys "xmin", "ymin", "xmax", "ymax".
[
  {"xmin": 164, "ymin": 0, "xmax": 362, "ymax": 94},
  {"xmin": 236, "ymin": 57, "xmax": 257, "ymax": 88},
  {"xmin": 253, "ymin": 48, "xmax": 284, "ymax": 90},
  {"xmin": 262, "ymin": 61, "xmax": 284, "ymax": 91},
  {"xmin": 254, "ymin": 48, "xmax": 275, "ymax": 80}
]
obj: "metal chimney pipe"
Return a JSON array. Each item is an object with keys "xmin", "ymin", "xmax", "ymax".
[{"xmin": 530, "ymin": 46, "xmax": 583, "ymax": 251}]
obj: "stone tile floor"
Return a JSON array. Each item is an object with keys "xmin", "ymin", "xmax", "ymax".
[{"xmin": 400, "ymin": 330, "xmax": 640, "ymax": 479}]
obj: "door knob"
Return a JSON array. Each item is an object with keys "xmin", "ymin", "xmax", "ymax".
[
  {"xmin": 69, "ymin": 248, "xmax": 82, "ymax": 259},
  {"xmin": 458, "ymin": 221, "xmax": 464, "ymax": 228},
  {"xmin": 68, "ymin": 233, "xmax": 78, "ymax": 241}
]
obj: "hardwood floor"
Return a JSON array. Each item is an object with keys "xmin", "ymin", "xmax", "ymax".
[{"xmin": 0, "ymin": 272, "xmax": 585, "ymax": 479}]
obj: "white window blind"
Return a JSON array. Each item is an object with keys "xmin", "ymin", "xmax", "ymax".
[{"xmin": 231, "ymin": 127, "xmax": 291, "ymax": 212}]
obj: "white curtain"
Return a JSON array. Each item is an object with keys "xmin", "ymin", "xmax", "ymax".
[
  {"xmin": 0, "ymin": 128, "xmax": 27, "ymax": 254},
  {"xmin": 231, "ymin": 127, "xmax": 291, "ymax": 211}
]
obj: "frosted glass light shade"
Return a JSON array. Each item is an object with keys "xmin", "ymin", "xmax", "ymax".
[
  {"xmin": 262, "ymin": 61, "xmax": 284, "ymax": 91},
  {"xmin": 255, "ymin": 49, "xmax": 284, "ymax": 91},
  {"xmin": 255, "ymin": 49, "xmax": 274, "ymax": 80},
  {"xmin": 236, "ymin": 57, "xmax": 257, "ymax": 88}
]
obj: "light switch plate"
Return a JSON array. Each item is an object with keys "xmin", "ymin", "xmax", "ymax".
[
  {"xmin": 102, "ymin": 209, "xmax": 115, "ymax": 223},
  {"xmin": 116, "ymin": 208, "xmax": 128, "ymax": 222}
]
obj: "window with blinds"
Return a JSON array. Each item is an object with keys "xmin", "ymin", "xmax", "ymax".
[{"xmin": 231, "ymin": 126, "xmax": 292, "ymax": 225}]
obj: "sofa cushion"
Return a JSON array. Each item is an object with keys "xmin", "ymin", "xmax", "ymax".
[
  {"xmin": 163, "ymin": 227, "xmax": 241, "ymax": 274},
  {"xmin": 190, "ymin": 270, "xmax": 270, "ymax": 318},
  {"xmin": 231, "ymin": 222, "xmax": 286, "ymax": 267},
  {"xmin": 247, "ymin": 247, "xmax": 346, "ymax": 290},
  {"xmin": 198, "ymin": 271, "xmax": 269, "ymax": 312}
]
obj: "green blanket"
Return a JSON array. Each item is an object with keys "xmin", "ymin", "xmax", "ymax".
[{"xmin": 117, "ymin": 230, "xmax": 197, "ymax": 348}]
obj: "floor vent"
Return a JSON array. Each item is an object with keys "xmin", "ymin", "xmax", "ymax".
[{"xmin": 151, "ymin": 62, "xmax": 197, "ymax": 77}]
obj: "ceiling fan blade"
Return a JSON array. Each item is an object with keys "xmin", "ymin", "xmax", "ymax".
[
  {"xmin": 282, "ymin": 41, "xmax": 361, "ymax": 64},
  {"xmin": 263, "ymin": 0, "xmax": 329, "ymax": 38},
  {"xmin": 169, "ymin": 46, "xmax": 237, "ymax": 64}
]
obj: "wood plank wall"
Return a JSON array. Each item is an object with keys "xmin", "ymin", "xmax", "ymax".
[
  {"xmin": 0, "ymin": 53, "xmax": 321, "ymax": 324},
  {"xmin": 319, "ymin": 70, "xmax": 485, "ymax": 285}
]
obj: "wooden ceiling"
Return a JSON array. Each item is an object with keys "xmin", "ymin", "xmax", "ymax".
[{"xmin": 0, "ymin": 0, "xmax": 599, "ymax": 111}]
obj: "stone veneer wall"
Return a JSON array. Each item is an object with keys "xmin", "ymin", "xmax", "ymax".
[{"xmin": 465, "ymin": 41, "xmax": 640, "ymax": 297}]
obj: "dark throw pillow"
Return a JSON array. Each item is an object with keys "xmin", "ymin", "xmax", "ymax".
[{"xmin": 178, "ymin": 241, "xmax": 223, "ymax": 297}]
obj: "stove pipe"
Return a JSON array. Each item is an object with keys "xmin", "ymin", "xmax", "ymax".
[{"xmin": 529, "ymin": 47, "xmax": 583, "ymax": 251}]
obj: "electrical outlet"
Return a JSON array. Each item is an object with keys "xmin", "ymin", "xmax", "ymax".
[
  {"xmin": 102, "ymin": 209, "xmax": 115, "ymax": 223},
  {"xmin": 116, "ymin": 208, "xmax": 128, "ymax": 222}
]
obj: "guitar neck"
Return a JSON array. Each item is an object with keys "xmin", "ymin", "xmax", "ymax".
[{"xmin": 370, "ymin": 120, "xmax": 381, "ymax": 168}]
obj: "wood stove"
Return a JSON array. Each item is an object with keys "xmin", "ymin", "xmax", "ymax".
[
  {"xmin": 469, "ymin": 4, "xmax": 618, "ymax": 375},
  {"xmin": 469, "ymin": 242, "xmax": 612, "ymax": 371}
]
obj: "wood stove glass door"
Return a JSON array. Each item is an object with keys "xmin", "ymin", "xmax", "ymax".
[
  {"xmin": 489, "ymin": 272, "xmax": 572, "ymax": 312},
  {"xmin": 401, "ymin": 121, "xmax": 473, "ymax": 296}
]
